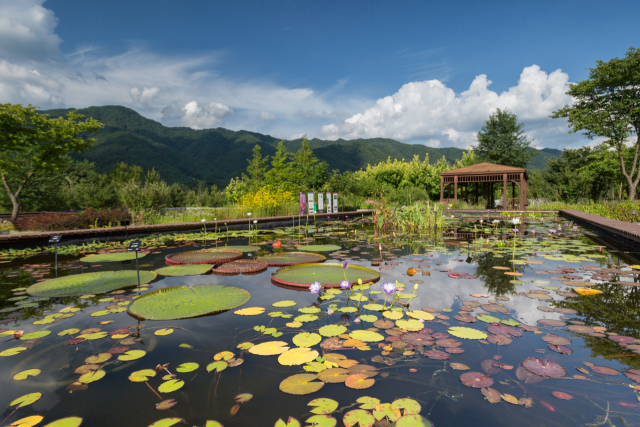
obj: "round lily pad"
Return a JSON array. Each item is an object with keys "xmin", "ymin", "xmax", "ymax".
[
  {"xmin": 128, "ymin": 285, "xmax": 251, "ymax": 320},
  {"xmin": 319, "ymin": 325, "xmax": 347, "ymax": 337},
  {"xmin": 257, "ymin": 252, "xmax": 327, "ymax": 266},
  {"xmin": 278, "ymin": 347, "xmax": 320, "ymax": 366},
  {"xmin": 165, "ymin": 248, "xmax": 242, "ymax": 265},
  {"xmin": 12, "ymin": 369, "xmax": 41, "ymax": 380},
  {"xmin": 298, "ymin": 245, "xmax": 341, "ymax": 252},
  {"xmin": 212, "ymin": 260, "xmax": 268, "ymax": 276},
  {"xmin": 293, "ymin": 332, "xmax": 322, "ymax": 347},
  {"xmin": 396, "ymin": 415, "xmax": 434, "ymax": 427},
  {"xmin": 221, "ymin": 245, "xmax": 261, "ymax": 253},
  {"xmin": 522, "ymin": 357, "xmax": 566, "ymax": 378},
  {"xmin": 448, "ymin": 327, "xmax": 487, "ymax": 340},
  {"xmin": 349, "ymin": 330, "xmax": 384, "ymax": 342},
  {"xmin": 155, "ymin": 265, "xmax": 212, "ymax": 276},
  {"xmin": 42, "ymin": 417, "xmax": 83, "ymax": 427},
  {"xmin": 343, "ymin": 409, "xmax": 375, "ymax": 427},
  {"xmin": 271, "ymin": 263, "xmax": 380, "ymax": 289},
  {"xmin": 460, "ymin": 372, "xmax": 493, "ymax": 388},
  {"xmin": 81, "ymin": 253, "xmax": 144, "ymax": 263},
  {"xmin": 279, "ymin": 373, "xmax": 325, "ymax": 395},
  {"xmin": 27, "ymin": 271, "xmax": 157, "ymax": 297}
]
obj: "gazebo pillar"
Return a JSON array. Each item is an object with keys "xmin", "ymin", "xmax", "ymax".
[
  {"xmin": 502, "ymin": 174, "xmax": 507, "ymax": 210},
  {"xmin": 454, "ymin": 176, "xmax": 458, "ymax": 201},
  {"xmin": 520, "ymin": 172, "xmax": 526, "ymax": 210},
  {"xmin": 440, "ymin": 176, "xmax": 444, "ymax": 202}
]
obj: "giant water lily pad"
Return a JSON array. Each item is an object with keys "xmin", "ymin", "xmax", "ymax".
[
  {"xmin": 522, "ymin": 358, "xmax": 566, "ymax": 378},
  {"xmin": 128, "ymin": 285, "xmax": 251, "ymax": 320},
  {"xmin": 212, "ymin": 260, "xmax": 268, "ymax": 276},
  {"xmin": 272, "ymin": 263, "xmax": 379, "ymax": 288},
  {"xmin": 165, "ymin": 248, "xmax": 242, "ymax": 265},
  {"xmin": 27, "ymin": 271, "xmax": 157, "ymax": 297},
  {"xmin": 258, "ymin": 252, "xmax": 327, "ymax": 266},
  {"xmin": 298, "ymin": 245, "xmax": 341, "ymax": 252},
  {"xmin": 279, "ymin": 373, "xmax": 325, "ymax": 395},
  {"xmin": 81, "ymin": 253, "xmax": 144, "ymax": 263},
  {"xmin": 155, "ymin": 265, "xmax": 212, "ymax": 276}
]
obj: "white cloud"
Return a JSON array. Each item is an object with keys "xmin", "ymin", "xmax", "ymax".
[
  {"xmin": 161, "ymin": 101, "xmax": 233, "ymax": 129},
  {"xmin": 129, "ymin": 87, "xmax": 160, "ymax": 107},
  {"xmin": 258, "ymin": 111, "xmax": 276, "ymax": 121},
  {"xmin": 424, "ymin": 139, "xmax": 441, "ymax": 148},
  {"xmin": 0, "ymin": 0, "xmax": 61, "ymax": 61},
  {"xmin": 322, "ymin": 65, "xmax": 574, "ymax": 148}
]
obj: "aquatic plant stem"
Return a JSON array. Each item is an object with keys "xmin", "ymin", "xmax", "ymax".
[
  {"xmin": 1, "ymin": 407, "xmax": 19, "ymax": 425},
  {"xmin": 145, "ymin": 381, "xmax": 162, "ymax": 399}
]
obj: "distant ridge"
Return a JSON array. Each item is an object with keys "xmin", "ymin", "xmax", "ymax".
[{"xmin": 42, "ymin": 105, "xmax": 562, "ymax": 187}]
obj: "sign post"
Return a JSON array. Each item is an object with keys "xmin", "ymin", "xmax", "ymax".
[
  {"xmin": 127, "ymin": 241, "xmax": 142, "ymax": 292},
  {"xmin": 318, "ymin": 193, "xmax": 324, "ymax": 213},
  {"xmin": 307, "ymin": 192, "xmax": 315, "ymax": 215},
  {"xmin": 326, "ymin": 192, "xmax": 331, "ymax": 213},
  {"xmin": 333, "ymin": 193, "xmax": 339, "ymax": 213},
  {"xmin": 49, "ymin": 235, "xmax": 62, "ymax": 277}
]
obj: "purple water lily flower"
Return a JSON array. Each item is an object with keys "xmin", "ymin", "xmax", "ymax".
[
  {"xmin": 354, "ymin": 317, "xmax": 361, "ymax": 323},
  {"xmin": 309, "ymin": 281, "xmax": 322, "ymax": 294},
  {"xmin": 532, "ymin": 229, "xmax": 536, "ymax": 234},
  {"xmin": 342, "ymin": 260, "xmax": 349, "ymax": 269},
  {"xmin": 549, "ymin": 229, "xmax": 557, "ymax": 234},
  {"xmin": 327, "ymin": 308, "xmax": 334, "ymax": 315},
  {"xmin": 340, "ymin": 280, "xmax": 351, "ymax": 290},
  {"xmin": 340, "ymin": 313, "xmax": 352, "ymax": 322},
  {"xmin": 381, "ymin": 282, "xmax": 397, "ymax": 295}
]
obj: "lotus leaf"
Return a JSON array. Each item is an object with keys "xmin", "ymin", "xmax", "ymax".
[
  {"xmin": 309, "ymin": 398, "xmax": 339, "ymax": 414},
  {"xmin": 118, "ymin": 350, "xmax": 146, "ymax": 361},
  {"xmin": 79, "ymin": 369, "xmax": 105, "ymax": 384},
  {"xmin": 279, "ymin": 348, "xmax": 320, "ymax": 366},
  {"xmin": 176, "ymin": 363, "xmax": 199, "ymax": 372},
  {"xmin": 206, "ymin": 361, "xmax": 227, "ymax": 373},
  {"xmin": 20, "ymin": 330, "xmax": 51, "ymax": 340},
  {"xmin": 342, "ymin": 409, "xmax": 375, "ymax": 427},
  {"xmin": 147, "ymin": 418, "xmax": 184, "ymax": 427},
  {"xmin": 8, "ymin": 415, "xmax": 44, "ymax": 427},
  {"xmin": 80, "ymin": 253, "xmax": 143, "ymax": 263},
  {"xmin": 279, "ymin": 373, "xmax": 325, "ymax": 395},
  {"xmin": 271, "ymin": 263, "xmax": 379, "ymax": 288},
  {"xmin": 42, "ymin": 417, "xmax": 83, "ymax": 427},
  {"xmin": 128, "ymin": 285, "xmax": 251, "ymax": 320},
  {"xmin": 391, "ymin": 399, "xmax": 421, "ymax": 415},
  {"xmin": 448, "ymin": 327, "xmax": 487, "ymax": 340},
  {"xmin": 129, "ymin": 369, "xmax": 156, "ymax": 382},
  {"xmin": 1, "ymin": 347, "xmax": 27, "ymax": 356},
  {"xmin": 235, "ymin": 307, "xmax": 265, "ymax": 316},
  {"xmin": 274, "ymin": 417, "xmax": 301, "ymax": 427},
  {"xmin": 158, "ymin": 379, "xmax": 184, "ymax": 393},
  {"xmin": 273, "ymin": 300, "xmax": 297, "ymax": 307},
  {"xmin": 13, "ymin": 369, "xmax": 41, "ymax": 381},
  {"xmin": 27, "ymin": 271, "xmax": 157, "ymax": 297},
  {"xmin": 395, "ymin": 415, "xmax": 434, "ymax": 427},
  {"xmin": 293, "ymin": 332, "xmax": 322, "ymax": 347},
  {"xmin": 382, "ymin": 311, "xmax": 403, "ymax": 320},
  {"xmin": 356, "ymin": 397, "xmax": 381, "ymax": 410},
  {"xmin": 155, "ymin": 265, "xmax": 212, "ymax": 276},
  {"xmin": 395, "ymin": 319, "xmax": 423, "ymax": 331},
  {"xmin": 349, "ymin": 330, "xmax": 384, "ymax": 342},
  {"xmin": 11, "ymin": 392, "xmax": 42, "ymax": 408},
  {"xmin": 248, "ymin": 341, "xmax": 289, "ymax": 355},
  {"xmin": 319, "ymin": 325, "xmax": 347, "ymax": 337}
]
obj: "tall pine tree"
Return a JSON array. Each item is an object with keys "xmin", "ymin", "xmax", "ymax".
[
  {"xmin": 474, "ymin": 109, "xmax": 536, "ymax": 168},
  {"xmin": 243, "ymin": 144, "xmax": 269, "ymax": 192}
]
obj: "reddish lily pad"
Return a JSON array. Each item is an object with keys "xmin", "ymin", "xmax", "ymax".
[
  {"xmin": 487, "ymin": 334, "xmax": 511, "ymax": 345},
  {"xmin": 460, "ymin": 372, "xmax": 493, "ymax": 388},
  {"xmin": 522, "ymin": 358, "xmax": 566, "ymax": 378},
  {"xmin": 548, "ymin": 345, "xmax": 572, "ymax": 355},
  {"xmin": 542, "ymin": 336, "xmax": 572, "ymax": 346},
  {"xmin": 481, "ymin": 387, "xmax": 501, "ymax": 403},
  {"xmin": 481, "ymin": 360, "xmax": 501, "ymax": 375},
  {"xmin": 424, "ymin": 350, "xmax": 450, "ymax": 360},
  {"xmin": 567, "ymin": 325, "xmax": 594, "ymax": 334},
  {"xmin": 552, "ymin": 392, "xmax": 573, "ymax": 400},
  {"xmin": 591, "ymin": 366, "xmax": 620, "ymax": 376},
  {"xmin": 345, "ymin": 374, "xmax": 375, "ymax": 389},
  {"xmin": 156, "ymin": 399, "xmax": 178, "ymax": 410},
  {"xmin": 537, "ymin": 319, "xmax": 566, "ymax": 327}
]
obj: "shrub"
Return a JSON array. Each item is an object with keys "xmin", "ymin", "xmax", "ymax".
[
  {"xmin": 15, "ymin": 207, "xmax": 131, "ymax": 231},
  {"xmin": 241, "ymin": 185, "xmax": 295, "ymax": 216}
]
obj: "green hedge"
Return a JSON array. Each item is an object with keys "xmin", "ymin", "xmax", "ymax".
[{"xmin": 537, "ymin": 201, "xmax": 640, "ymax": 223}]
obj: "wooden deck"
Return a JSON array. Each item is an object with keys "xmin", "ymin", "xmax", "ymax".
[
  {"xmin": 560, "ymin": 209, "xmax": 640, "ymax": 243},
  {"xmin": 0, "ymin": 210, "xmax": 373, "ymax": 245}
]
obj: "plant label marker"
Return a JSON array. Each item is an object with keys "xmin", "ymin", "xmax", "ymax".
[
  {"xmin": 128, "ymin": 241, "xmax": 142, "ymax": 292},
  {"xmin": 318, "ymin": 193, "xmax": 324, "ymax": 213},
  {"xmin": 49, "ymin": 235, "xmax": 62, "ymax": 277},
  {"xmin": 325, "ymin": 192, "xmax": 331, "ymax": 213},
  {"xmin": 333, "ymin": 193, "xmax": 338, "ymax": 213},
  {"xmin": 308, "ymin": 192, "xmax": 315, "ymax": 214}
]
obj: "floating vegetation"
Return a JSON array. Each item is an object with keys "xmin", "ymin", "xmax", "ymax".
[
  {"xmin": 26, "ymin": 270, "xmax": 157, "ymax": 297},
  {"xmin": 257, "ymin": 252, "xmax": 327, "ymax": 266},
  {"xmin": 271, "ymin": 263, "xmax": 380, "ymax": 288},
  {"xmin": 165, "ymin": 248, "xmax": 243, "ymax": 265}
]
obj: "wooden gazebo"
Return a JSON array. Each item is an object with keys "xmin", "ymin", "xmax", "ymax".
[{"xmin": 439, "ymin": 162, "xmax": 528, "ymax": 210}]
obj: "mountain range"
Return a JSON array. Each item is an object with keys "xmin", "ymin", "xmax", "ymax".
[{"xmin": 42, "ymin": 106, "xmax": 562, "ymax": 188}]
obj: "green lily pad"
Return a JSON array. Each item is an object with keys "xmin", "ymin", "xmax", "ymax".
[
  {"xmin": 476, "ymin": 315, "xmax": 500, "ymax": 323},
  {"xmin": 206, "ymin": 361, "xmax": 227, "ymax": 373},
  {"xmin": 309, "ymin": 398, "xmax": 339, "ymax": 414},
  {"xmin": 10, "ymin": 392, "xmax": 42, "ymax": 408},
  {"xmin": 272, "ymin": 263, "xmax": 380, "ymax": 288},
  {"xmin": 294, "ymin": 314, "xmax": 318, "ymax": 323},
  {"xmin": 299, "ymin": 307, "xmax": 322, "ymax": 314},
  {"xmin": 349, "ymin": 330, "xmax": 384, "ymax": 342},
  {"xmin": 128, "ymin": 284, "xmax": 251, "ymax": 320},
  {"xmin": 20, "ymin": 330, "xmax": 51, "ymax": 340},
  {"xmin": 1, "ymin": 347, "xmax": 27, "ymax": 356},
  {"xmin": 79, "ymin": 369, "xmax": 106, "ymax": 384},
  {"xmin": 147, "ymin": 418, "xmax": 184, "ymax": 427},
  {"xmin": 155, "ymin": 265, "xmax": 212, "ymax": 276},
  {"xmin": 26, "ymin": 271, "xmax": 157, "ymax": 297},
  {"xmin": 176, "ymin": 363, "xmax": 199, "ymax": 373},
  {"xmin": 293, "ymin": 332, "xmax": 322, "ymax": 347},
  {"xmin": 298, "ymin": 245, "xmax": 341, "ymax": 252},
  {"xmin": 343, "ymin": 409, "xmax": 376, "ymax": 427},
  {"xmin": 118, "ymin": 350, "xmax": 146, "ymax": 361},
  {"xmin": 257, "ymin": 252, "xmax": 327, "ymax": 266},
  {"xmin": 362, "ymin": 304, "xmax": 384, "ymax": 311},
  {"xmin": 42, "ymin": 417, "xmax": 83, "ymax": 427},
  {"xmin": 13, "ymin": 369, "xmax": 41, "ymax": 380},
  {"xmin": 80, "ymin": 253, "xmax": 145, "ymax": 263},
  {"xmin": 501, "ymin": 318, "xmax": 520, "ymax": 326},
  {"xmin": 129, "ymin": 369, "xmax": 157, "ymax": 382},
  {"xmin": 359, "ymin": 315, "xmax": 378, "ymax": 322},
  {"xmin": 338, "ymin": 307, "xmax": 357, "ymax": 313},
  {"xmin": 319, "ymin": 325, "xmax": 347, "ymax": 337},
  {"xmin": 158, "ymin": 379, "xmax": 185, "ymax": 393},
  {"xmin": 78, "ymin": 332, "xmax": 108, "ymax": 340},
  {"xmin": 273, "ymin": 300, "xmax": 297, "ymax": 307},
  {"xmin": 396, "ymin": 415, "xmax": 434, "ymax": 427}
]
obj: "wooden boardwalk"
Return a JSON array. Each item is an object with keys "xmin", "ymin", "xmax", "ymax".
[
  {"xmin": 0, "ymin": 210, "xmax": 373, "ymax": 245},
  {"xmin": 560, "ymin": 209, "xmax": 640, "ymax": 243}
]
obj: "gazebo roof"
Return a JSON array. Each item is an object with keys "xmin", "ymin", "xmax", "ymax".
[{"xmin": 439, "ymin": 162, "xmax": 527, "ymax": 178}]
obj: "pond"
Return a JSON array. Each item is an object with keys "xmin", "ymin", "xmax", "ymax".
[{"xmin": 1, "ymin": 214, "xmax": 640, "ymax": 427}]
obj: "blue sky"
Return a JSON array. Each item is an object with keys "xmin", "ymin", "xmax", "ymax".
[{"xmin": 1, "ymin": 0, "xmax": 638, "ymax": 149}]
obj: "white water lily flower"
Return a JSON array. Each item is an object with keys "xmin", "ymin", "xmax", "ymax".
[{"xmin": 511, "ymin": 218, "xmax": 521, "ymax": 225}]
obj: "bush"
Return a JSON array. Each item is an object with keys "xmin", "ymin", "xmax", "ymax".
[
  {"xmin": 15, "ymin": 207, "xmax": 131, "ymax": 231},
  {"xmin": 534, "ymin": 200, "xmax": 640, "ymax": 222}
]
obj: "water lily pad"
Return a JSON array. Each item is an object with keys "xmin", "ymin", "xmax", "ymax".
[
  {"xmin": 395, "ymin": 415, "xmax": 433, "ymax": 427},
  {"xmin": 591, "ymin": 365, "xmax": 620, "ymax": 375},
  {"xmin": 158, "ymin": 379, "xmax": 184, "ymax": 393},
  {"xmin": 271, "ymin": 263, "xmax": 379, "ymax": 288},
  {"xmin": 1, "ymin": 347, "xmax": 27, "ymax": 356},
  {"xmin": 298, "ymin": 245, "xmax": 341, "ymax": 252},
  {"xmin": 128, "ymin": 284, "xmax": 251, "ymax": 320},
  {"xmin": 42, "ymin": 417, "xmax": 83, "ymax": 427},
  {"xmin": 129, "ymin": 369, "xmax": 156, "ymax": 382},
  {"xmin": 235, "ymin": 307, "xmax": 265, "ymax": 316},
  {"xmin": 7, "ymin": 415, "xmax": 44, "ymax": 427},
  {"xmin": 85, "ymin": 353, "xmax": 112, "ymax": 363},
  {"xmin": 279, "ymin": 373, "xmax": 324, "ymax": 395},
  {"xmin": 476, "ymin": 315, "xmax": 500, "ymax": 323},
  {"xmin": 11, "ymin": 392, "xmax": 42, "ymax": 408},
  {"xmin": 176, "ymin": 363, "xmax": 199, "ymax": 373},
  {"xmin": 248, "ymin": 341, "xmax": 289, "ymax": 355},
  {"xmin": 448, "ymin": 327, "xmax": 487, "ymax": 340},
  {"xmin": 147, "ymin": 418, "xmax": 184, "ymax": 427},
  {"xmin": 522, "ymin": 357, "xmax": 566, "ymax": 378},
  {"xmin": 343, "ymin": 409, "xmax": 375, "ymax": 427},
  {"xmin": 295, "ymin": 314, "xmax": 319, "ymax": 322},
  {"xmin": 305, "ymin": 415, "xmax": 337, "ymax": 427},
  {"xmin": 206, "ymin": 361, "xmax": 227, "ymax": 373},
  {"xmin": 155, "ymin": 265, "xmax": 212, "ymax": 276},
  {"xmin": 274, "ymin": 417, "xmax": 301, "ymax": 427},
  {"xmin": 318, "ymin": 368, "xmax": 351, "ymax": 383},
  {"xmin": 349, "ymin": 330, "xmax": 384, "ymax": 342},
  {"xmin": 118, "ymin": 350, "xmax": 146, "ymax": 361},
  {"xmin": 12, "ymin": 369, "xmax": 41, "ymax": 381},
  {"xmin": 165, "ymin": 248, "xmax": 242, "ymax": 265},
  {"xmin": 58, "ymin": 328, "xmax": 80, "ymax": 336},
  {"xmin": 155, "ymin": 328, "xmax": 174, "ymax": 336},
  {"xmin": 279, "ymin": 348, "xmax": 320, "ymax": 366},
  {"xmin": 27, "ymin": 271, "xmax": 157, "ymax": 297},
  {"xmin": 235, "ymin": 393, "xmax": 253, "ymax": 403},
  {"xmin": 81, "ymin": 253, "xmax": 143, "ymax": 263},
  {"xmin": 345, "ymin": 374, "xmax": 375, "ymax": 389},
  {"xmin": 273, "ymin": 300, "xmax": 297, "ymax": 307},
  {"xmin": 359, "ymin": 315, "xmax": 378, "ymax": 322},
  {"xmin": 79, "ymin": 369, "xmax": 105, "ymax": 384},
  {"xmin": 293, "ymin": 332, "xmax": 322, "ymax": 347},
  {"xmin": 319, "ymin": 325, "xmax": 347, "ymax": 337},
  {"xmin": 258, "ymin": 252, "xmax": 327, "ymax": 266},
  {"xmin": 552, "ymin": 391, "xmax": 573, "ymax": 400},
  {"xmin": 460, "ymin": 372, "xmax": 493, "ymax": 388},
  {"xmin": 156, "ymin": 399, "xmax": 178, "ymax": 410}
]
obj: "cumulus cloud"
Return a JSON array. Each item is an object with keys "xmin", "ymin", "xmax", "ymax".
[
  {"xmin": 322, "ymin": 65, "xmax": 574, "ymax": 148},
  {"xmin": 0, "ymin": 0, "xmax": 61, "ymax": 61},
  {"xmin": 161, "ymin": 100, "xmax": 233, "ymax": 129},
  {"xmin": 258, "ymin": 111, "xmax": 276, "ymax": 121},
  {"xmin": 129, "ymin": 87, "xmax": 160, "ymax": 106}
]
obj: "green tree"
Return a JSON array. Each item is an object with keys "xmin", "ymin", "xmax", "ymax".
[
  {"xmin": 0, "ymin": 104, "xmax": 103, "ymax": 220},
  {"xmin": 474, "ymin": 108, "xmax": 536, "ymax": 168},
  {"xmin": 265, "ymin": 140, "xmax": 294, "ymax": 191},
  {"xmin": 292, "ymin": 136, "xmax": 319, "ymax": 190},
  {"xmin": 551, "ymin": 47, "xmax": 640, "ymax": 200},
  {"xmin": 243, "ymin": 144, "xmax": 269, "ymax": 192}
]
